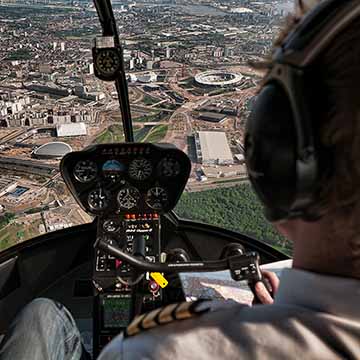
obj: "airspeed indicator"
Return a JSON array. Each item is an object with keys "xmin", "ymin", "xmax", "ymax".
[{"xmin": 74, "ymin": 160, "xmax": 98, "ymax": 183}]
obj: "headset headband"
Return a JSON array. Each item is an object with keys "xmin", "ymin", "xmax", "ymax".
[
  {"xmin": 278, "ymin": 0, "xmax": 360, "ymax": 67},
  {"xmin": 246, "ymin": 0, "xmax": 360, "ymax": 220}
]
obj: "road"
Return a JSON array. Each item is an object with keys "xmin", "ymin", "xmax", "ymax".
[{"xmin": 185, "ymin": 177, "xmax": 249, "ymax": 192}]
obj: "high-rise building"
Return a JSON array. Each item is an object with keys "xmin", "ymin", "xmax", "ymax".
[
  {"xmin": 166, "ymin": 48, "xmax": 171, "ymax": 59},
  {"xmin": 88, "ymin": 63, "xmax": 94, "ymax": 75},
  {"xmin": 60, "ymin": 42, "xmax": 65, "ymax": 52},
  {"xmin": 129, "ymin": 58, "xmax": 135, "ymax": 70},
  {"xmin": 53, "ymin": 42, "xmax": 57, "ymax": 51},
  {"xmin": 146, "ymin": 60, "xmax": 154, "ymax": 70}
]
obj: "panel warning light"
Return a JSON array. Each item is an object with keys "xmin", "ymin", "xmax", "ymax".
[{"xmin": 150, "ymin": 272, "xmax": 168, "ymax": 288}]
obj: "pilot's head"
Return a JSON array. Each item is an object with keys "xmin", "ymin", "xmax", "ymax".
[{"xmin": 245, "ymin": 1, "xmax": 360, "ymax": 277}]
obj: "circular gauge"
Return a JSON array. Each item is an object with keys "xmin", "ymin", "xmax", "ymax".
[
  {"xmin": 88, "ymin": 188, "xmax": 110, "ymax": 211},
  {"xmin": 117, "ymin": 187, "xmax": 140, "ymax": 209},
  {"xmin": 159, "ymin": 157, "xmax": 181, "ymax": 177},
  {"xmin": 95, "ymin": 49, "xmax": 121, "ymax": 77},
  {"xmin": 146, "ymin": 187, "xmax": 168, "ymax": 210},
  {"xmin": 102, "ymin": 160, "xmax": 126, "ymax": 182},
  {"xmin": 103, "ymin": 219, "xmax": 120, "ymax": 233},
  {"xmin": 73, "ymin": 160, "xmax": 98, "ymax": 183},
  {"xmin": 128, "ymin": 158, "xmax": 152, "ymax": 181}
]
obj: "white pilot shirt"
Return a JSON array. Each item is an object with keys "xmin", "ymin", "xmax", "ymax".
[{"xmin": 98, "ymin": 269, "xmax": 360, "ymax": 360}]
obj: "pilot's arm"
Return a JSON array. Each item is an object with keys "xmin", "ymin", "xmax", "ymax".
[
  {"xmin": 97, "ymin": 272, "xmax": 279, "ymax": 360},
  {"xmin": 97, "ymin": 269, "xmax": 360, "ymax": 360},
  {"xmin": 97, "ymin": 299, "xmax": 246, "ymax": 360}
]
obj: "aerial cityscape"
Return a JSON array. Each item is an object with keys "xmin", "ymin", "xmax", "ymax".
[{"xmin": 0, "ymin": 0, "xmax": 292, "ymax": 250}]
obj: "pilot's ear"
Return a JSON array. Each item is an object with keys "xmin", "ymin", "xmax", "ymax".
[{"xmin": 295, "ymin": 0, "xmax": 323, "ymax": 16}]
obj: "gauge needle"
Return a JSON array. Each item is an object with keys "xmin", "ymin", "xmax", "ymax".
[{"xmin": 99, "ymin": 189, "xmax": 105, "ymax": 199}]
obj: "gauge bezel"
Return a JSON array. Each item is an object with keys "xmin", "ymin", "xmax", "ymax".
[
  {"xmin": 158, "ymin": 157, "xmax": 181, "ymax": 177},
  {"xmin": 117, "ymin": 186, "xmax": 141, "ymax": 210},
  {"xmin": 128, "ymin": 158, "xmax": 153, "ymax": 181},
  {"xmin": 103, "ymin": 219, "xmax": 120, "ymax": 233},
  {"xmin": 146, "ymin": 186, "xmax": 169, "ymax": 210},
  {"xmin": 88, "ymin": 188, "xmax": 110, "ymax": 211},
  {"xmin": 102, "ymin": 159, "xmax": 126, "ymax": 183},
  {"xmin": 95, "ymin": 48, "xmax": 121, "ymax": 77},
  {"xmin": 73, "ymin": 160, "xmax": 98, "ymax": 183}
]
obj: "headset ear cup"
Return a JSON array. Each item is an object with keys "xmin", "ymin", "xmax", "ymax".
[{"xmin": 245, "ymin": 84, "xmax": 297, "ymax": 219}]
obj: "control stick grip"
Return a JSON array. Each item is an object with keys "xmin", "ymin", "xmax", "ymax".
[
  {"xmin": 248, "ymin": 277, "xmax": 274, "ymax": 305},
  {"xmin": 132, "ymin": 235, "xmax": 145, "ymax": 259}
]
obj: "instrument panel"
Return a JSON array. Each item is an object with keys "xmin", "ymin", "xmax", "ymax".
[{"xmin": 60, "ymin": 143, "xmax": 191, "ymax": 215}]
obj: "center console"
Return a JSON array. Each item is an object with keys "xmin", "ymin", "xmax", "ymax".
[{"xmin": 93, "ymin": 214, "xmax": 162, "ymax": 354}]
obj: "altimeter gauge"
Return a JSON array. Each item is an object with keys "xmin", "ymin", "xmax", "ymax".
[
  {"xmin": 74, "ymin": 160, "xmax": 98, "ymax": 183},
  {"xmin": 117, "ymin": 187, "xmax": 140, "ymax": 210},
  {"xmin": 128, "ymin": 158, "xmax": 152, "ymax": 181},
  {"xmin": 88, "ymin": 188, "xmax": 110, "ymax": 211},
  {"xmin": 146, "ymin": 187, "xmax": 168, "ymax": 210}
]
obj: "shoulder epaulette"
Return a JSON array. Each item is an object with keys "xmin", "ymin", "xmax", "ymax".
[{"xmin": 125, "ymin": 299, "xmax": 210, "ymax": 337}]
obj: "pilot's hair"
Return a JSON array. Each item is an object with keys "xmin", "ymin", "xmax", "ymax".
[{"xmin": 264, "ymin": 16, "xmax": 360, "ymax": 241}]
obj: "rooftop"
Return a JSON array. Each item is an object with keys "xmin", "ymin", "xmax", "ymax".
[{"xmin": 197, "ymin": 131, "xmax": 233, "ymax": 163}]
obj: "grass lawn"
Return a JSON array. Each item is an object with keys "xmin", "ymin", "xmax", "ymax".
[
  {"xmin": 144, "ymin": 125, "xmax": 168, "ymax": 143},
  {"xmin": 95, "ymin": 125, "xmax": 125, "ymax": 144}
]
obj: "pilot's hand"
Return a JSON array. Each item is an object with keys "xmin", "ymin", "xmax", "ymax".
[{"xmin": 254, "ymin": 270, "xmax": 280, "ymax": 305}]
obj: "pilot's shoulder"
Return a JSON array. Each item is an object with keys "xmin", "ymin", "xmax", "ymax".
[{"xmin": 125, "ymin": 299, "xmax": 213, "ymax": 338}]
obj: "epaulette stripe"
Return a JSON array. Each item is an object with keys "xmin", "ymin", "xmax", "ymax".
[
  {"xmin": 141, "ymin": 307, "xmax": 163, "ymax": 329},
  {"xmin": 125, "ymin": 300, "xmax": 212, "ymax": 338},
  {"xmin": 126, "ymin": 313, "xmax": 146, "ymax": 337},
  {"xmin": 174, "ymin": 301, "xmax": 194, "ymax": 320},
  {"xmin": 158, "ymin": 303, "xmax": 179, "ymax": 324}
]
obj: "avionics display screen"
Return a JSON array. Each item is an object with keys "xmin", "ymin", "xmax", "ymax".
[{"xmin": 102, "ymin": 295, "xmax": 131, "ymax": 328}]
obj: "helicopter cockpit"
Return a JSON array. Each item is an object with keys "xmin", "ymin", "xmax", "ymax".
[
  {"xmin": 59, "ymin": 141, "xmax": 287, "ymax": 357},
  {"xmin": 0, "ymin": 0, "xmax": 293, "ymax": 358},
  {"xmin": 62, "ymin": 142, "xmax": 191, "ymax": 354}
]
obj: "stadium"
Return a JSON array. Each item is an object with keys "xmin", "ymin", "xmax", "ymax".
[
  {"xmin": 32, "ymin": 142, "xmax": 72, "ymax": 160},
  {"xmin": 194, "ymin": 71, "xmax": 243, "ymax": 87}
]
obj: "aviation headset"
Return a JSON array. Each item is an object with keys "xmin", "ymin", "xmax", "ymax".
[{"xmin": 244, "ymin": 0, "xmax": 360, "ymax": 223}]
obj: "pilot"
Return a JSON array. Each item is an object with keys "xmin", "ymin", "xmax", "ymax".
[{"xmin": 1, "ymin": 0, "xmax": 360, "ymax": 359}]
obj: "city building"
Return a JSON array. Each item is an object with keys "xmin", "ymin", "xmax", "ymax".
[
  {"xmin": 0, "ymin": 177, "xmax": 17, "ymax": 197},
  {"xmin": 129, "ymin": 58, "xmax": 135, "ymax": 70},
  {"xmin": 0, "ymin": 157, "xmax": 58, "ymax": 176},
  {"xmin": 88, "ymin": 63, "xmax": 94, "ymax": 75},
  {"xmin": 195, "ymin": 131, "xmax": 233, "ymax": 165},
  {"xmin": 196, "ymin": 112, "xmax": 227, "ymax": 123},
  {"xmin": 166, "ymin": 48, "xmax": 171, "ymax": 59},
  {"xmin": 56, "ymin": 122, "xmax": 87, "ymax": 137}
]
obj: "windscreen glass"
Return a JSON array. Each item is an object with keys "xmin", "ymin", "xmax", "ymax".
[{"xmin": 0, "ymin": 1, "xmax": 292, "ymax": 255}]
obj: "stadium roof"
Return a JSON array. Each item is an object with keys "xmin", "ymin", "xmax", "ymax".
[
  {"xmin": 33, "ymin": 142, "xmax": 72, "ymax": 159},
  {"xmin": 56, "ymin": 123, "xmax": 87, "ymax": 137},
  {"xmin": 195, "ymin": 71, "xmax": 243, "ymax": 87},
  {"xmin": 197, "ymin": 131, "xmax": 233, "ymax": 164}
]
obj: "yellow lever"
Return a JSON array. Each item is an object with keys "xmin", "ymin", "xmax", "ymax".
[{"xmin": 150, "ymin": 272, "xmax": 168, "ymax": 288}]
